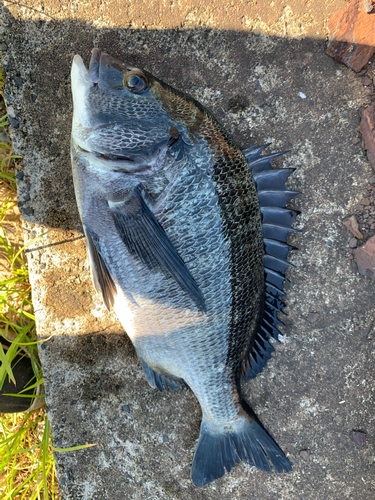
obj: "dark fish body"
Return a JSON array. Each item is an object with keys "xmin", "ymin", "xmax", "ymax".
[{"xmin": 71, "ymin": 49, "xmax": 296, "ymax": 486}]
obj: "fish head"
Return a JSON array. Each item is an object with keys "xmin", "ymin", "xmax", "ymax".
[{"xmin": 71, "ymin": 49, "xmax": 200, "ymax": 174}]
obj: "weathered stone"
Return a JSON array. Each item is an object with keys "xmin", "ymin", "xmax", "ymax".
[
  {"xmin": 326, "ymin": 0, "xmax": 375, "ymax": 72},
  {"xmin": 354, "ymin": 235, "xmax": 375, "ymax": 277},
  {"xmin": 360, "ymin": 102, "xmax": 375, "ymax": 170},
  {"xmin": 342, "ymin": 215, "xmax": 363, "ymax": 239}
]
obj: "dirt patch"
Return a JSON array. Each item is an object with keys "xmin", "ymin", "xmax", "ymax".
[{"xmin": 43, "ymin": 268, "xmax": 93, "ymax": 320}]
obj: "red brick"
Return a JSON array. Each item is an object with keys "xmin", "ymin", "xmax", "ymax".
[
  {"xmin": 354, "ymin": 235, "xmax": 375, "ymax": 278},
  {"xmin": 360, "ymin": 102, "xmax": 375, "ymax": 170},
  {"xmin": 326, "ymin": 0, "xmax": 375, "ymax": 72}
]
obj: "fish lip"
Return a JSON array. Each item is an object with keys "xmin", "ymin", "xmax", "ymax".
[
  {"xmin": 72, "ymin": 54, "xmax": 88, "ymax": 77},
  {"xmin": 86, "ymin": 48, "xmax": 100, "ymax": 83},
  {"xmin": 71, "ymin": 50, "xmax": 100, "ymax": 85}
]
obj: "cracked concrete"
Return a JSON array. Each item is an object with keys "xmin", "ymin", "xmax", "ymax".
[{"xmin": 1, "ymin": 0, "xmax": 375, "ymax": 498}]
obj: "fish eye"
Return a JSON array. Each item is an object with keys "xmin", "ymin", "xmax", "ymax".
[{"xmin": 125, "ymin": 73, "xmax": 148, "ymax": 93}]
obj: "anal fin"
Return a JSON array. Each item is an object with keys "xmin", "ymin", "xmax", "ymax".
[{"xmin": 141, "ymin": 358, "xmax": 185, "ymax": 392}]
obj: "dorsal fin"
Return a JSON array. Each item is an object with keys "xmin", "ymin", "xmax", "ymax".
[
  {"xmin": 242, "ymin": 144, "xmax": 300, "ymax": 380},
  {"xmin": 243, "ymin": 145, "xmax": 290, "ymax": 173}
]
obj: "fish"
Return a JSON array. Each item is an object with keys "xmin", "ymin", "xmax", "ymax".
[{"xmin": 71, "ymin": 48, "xmax": 298, "ymax": 487}]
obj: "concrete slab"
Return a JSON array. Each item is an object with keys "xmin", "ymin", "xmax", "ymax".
[{"xmin": 1, "ymin": 1, "xmax": 375, "ymax": 498}]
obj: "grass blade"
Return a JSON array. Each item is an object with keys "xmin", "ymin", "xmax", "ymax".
[
  {"xmin": 52, "ymin": 442, "xmax": 99, "ymax": 452},
  {"xmin": 0, "ymin": 341, "xmax": 16, "ymax": 385},
  {"xmin": 42, "ymin": 417, "xmax": 50, "ymax": 500}
]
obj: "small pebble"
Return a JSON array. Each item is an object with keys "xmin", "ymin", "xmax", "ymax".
[
  {"xmin": 349, "ymin": 238, "xmax": 357, "ymax": 248},
  {"xmin": 342, "ymin": 215, "xmax": 363, "ymax": 239},
  {"xmin": 361, "ymin": 198, "xmax": 371, "ymax": 206},
  {"xmin": 14, "ymin": 76, "xmax": 23, "ymax": 87},
  {"xmin": 362, "ymin": 76, "xmax": 373, "ymax": 86},
  {"xmin": 299, "ymin": 92, "xmax": 306, "ymax": 99},
  {"xmin": 308, "ymin": 312, "xmax": 319, "ymax": 323},
  {"xmin": 8, "ymin": 116, "xmax": 19, "ymax": 128},
  {"xmin": 369, "ymin": 175, "xmax": 375, "ymax": 184},
  {"xmin": 350, "ymin": 430, "xmax": 366, "ymax": 448},
  {"xmin": 364, "ymin": 0, "xmax": 374, "ymax": 13},
  {"xmin": 353, "ymin": 137, "xmax": 360, "ymax": 144},
  {"xmin": 300, "ymin": 449, "xmax": 310, "ymax": 460}
]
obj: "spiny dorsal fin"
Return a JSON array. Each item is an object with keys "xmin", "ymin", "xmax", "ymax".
[
  {"xmin": 244, "ymin": 144, "xmax": 290, "ymax": 174},
  {"xmin": 242, "ymin": 144, "xmax": 300, "ymax": 380}
]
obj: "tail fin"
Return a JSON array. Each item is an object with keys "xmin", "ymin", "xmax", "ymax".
[{"xmin": 191, "ymin": 411, "xmax": 291, "ymax": 486}]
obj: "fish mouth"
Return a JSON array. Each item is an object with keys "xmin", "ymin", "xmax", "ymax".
[
  {"xmin": 77, "ymin": 136, "xmax": 172, "ymax": 173},
  {"xmin": 73, "ymin": 49, "xmax": 132, "ymax": 89},
  {"xmin": 72, "ymin": 48, "xmax": 101, "ymax": 85},
  {"xmin": 86, "ymin": 48, "xmax": 101, "ymax": 83}
]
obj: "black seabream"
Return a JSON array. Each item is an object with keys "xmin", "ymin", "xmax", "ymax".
[{"xmin": 71, "ymin": 49, "xmax": 298, "ymax": 486}]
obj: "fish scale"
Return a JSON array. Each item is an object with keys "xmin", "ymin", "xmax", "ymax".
[
  {"xmin": 71, "ymin": 49, "xmax": 295, "ymax": 487},
  {"xmin": 135, "ymin": 147, "xmax": 233, "ymax": 390}
]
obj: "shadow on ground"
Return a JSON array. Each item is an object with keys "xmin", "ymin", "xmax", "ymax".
[{"xmin": 2, "ymin": 5, "xmax": 375, "ymax": 499}]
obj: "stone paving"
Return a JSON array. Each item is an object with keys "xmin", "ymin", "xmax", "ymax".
[{"xmin": 1, "ymin": 1, "xmax": 375, "ymax": 498}]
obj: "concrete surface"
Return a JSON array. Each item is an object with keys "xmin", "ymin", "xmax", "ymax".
[{"xmin": 1, "ymin": 0, "xmax": 375, "ymax": 498}]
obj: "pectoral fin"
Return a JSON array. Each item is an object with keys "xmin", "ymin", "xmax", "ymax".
[
  {"xmin": 84, "ymin": 227, "xmax": 117, "ymax": 311},
  {"xmin": 109, "ymin": 188, "xmax": 206, "ymax": 312}
]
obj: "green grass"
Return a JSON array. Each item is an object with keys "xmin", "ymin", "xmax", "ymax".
[
  {"xmin": 0, "ymin": 411, "xmax": 58, "ymax": 499},
  {"xmin": 0, "ymin": 107, "xmax": 59, "ymax": 499}
]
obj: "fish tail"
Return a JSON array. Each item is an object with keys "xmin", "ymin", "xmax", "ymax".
[{"xmin": 191, "ymin": 406, "xmax": 291, "ymax": 487}]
